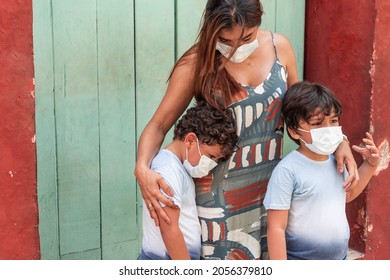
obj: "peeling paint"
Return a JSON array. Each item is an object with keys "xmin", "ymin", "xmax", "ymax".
[
  {"xmin": 8, "ymin": 171, "xmax": 14, "ymax": 178},
  {"xmin": 357, "ymin": 207, "xmax": 366, "ymax": 226},
  {"xmin": 369, "ymin": 43, "xmax": 376, "ymax": 78},
  {"xmin": 374, "ymin": 138, "xmax": 389, "ymax": 175},
  {"xmin": 356, "ymin": 207, "xmax": 370, "ymax": 242},
  {"xmin": 29, "ymin": 90, "xmax": 35, "ymax": 99},
  {"xmin": 31, "ymin": 134, "xmax": 36, "ymax": 144},
  {"xmin": 367, "ymin": 223, "xmax": 373, "ymax": 233}
]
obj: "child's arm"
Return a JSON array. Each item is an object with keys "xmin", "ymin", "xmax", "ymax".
[
  {"xmin": 346, "ymin": 132, "xmax": 380, "ymax": 203},
  {"xmin": 267, "ymin": 209, "xmax": 289, "ymax": 260},
  {"xmin": 157, "ymin": 206, "xmax": 191, "ymax": 260}
]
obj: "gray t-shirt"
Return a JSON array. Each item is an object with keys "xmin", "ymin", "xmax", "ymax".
[{"xmin": 264, "ymin": 150, "xmax": 349, "ymax": 260}]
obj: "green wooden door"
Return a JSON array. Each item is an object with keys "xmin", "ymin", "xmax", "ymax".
[{"xmin": 34, "ymin": 0, "xmax": 304, "ymax": 260}]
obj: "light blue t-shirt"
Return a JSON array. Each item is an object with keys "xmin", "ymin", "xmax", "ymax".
[
  {"xmin": 264, "ymin": 150, "xmax": 349, "ymax": 260},
  {"xmin": 141, "ymin": 149, "xmax": 201, "ymax": 260}
]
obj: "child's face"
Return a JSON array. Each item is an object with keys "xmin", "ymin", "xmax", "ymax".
[
  {"xmin": 187, "ymin": 142, "xmax": 224, "ymax": 167},
  {"xmin": 288, "ymin": 108, "xmax": 341, "ymax": 160},
  {"xmin": 297, "ymin": 109, "xmax": 340, "ymax": 145}
]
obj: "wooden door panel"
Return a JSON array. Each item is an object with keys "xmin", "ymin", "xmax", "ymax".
[
  {"xmin": 51, "ymin": 0, "xmax": 101, "ymax": 256},
  {"xmin": 97, "ymin": 0, "xmax": 138, "ymax": 260},
  {"xmin": 34, "ymin": 0, "xmax": 305, "ymax": 259}
]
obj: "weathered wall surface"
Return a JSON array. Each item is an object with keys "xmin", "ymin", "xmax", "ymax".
[
  {"xmin": 305, "ymin": 0, "xmax": 390, "ymax": 258},
  {"xmin": 0, "ymin": 0, "xmax": 39, "ymax": 259},
  {"xmin": 364, "ymin": 0, "xmax": 390, "ymax": 260}
]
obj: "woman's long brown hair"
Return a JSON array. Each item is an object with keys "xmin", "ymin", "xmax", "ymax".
[{"xmin": 169, "ymin": 0, "xmax": 263, "ymax": 111}]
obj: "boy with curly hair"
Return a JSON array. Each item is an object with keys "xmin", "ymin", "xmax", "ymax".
[{"xmin": 138, "ymin": 101, "xmax": 238, "ymax": 260}]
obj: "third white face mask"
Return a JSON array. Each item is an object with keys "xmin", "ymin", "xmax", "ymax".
[
  {"xmin": 183, "ymin": 138, "xmax": 218, "ymax": 178},
  {"xmin": 299, "ymin": 126, "xmax": 343, "ymax": 155},
  {"xmin": 216, "ymin": 38, "xmax": 259, "ymax": 63}
]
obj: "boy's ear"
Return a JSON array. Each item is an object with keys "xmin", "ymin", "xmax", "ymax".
[
  {"xmin": 184, "ymin": 132, "xmax": 197, "ymax": 148},
  {"xmin": 287, "ymin": 127, "xmax": 301, "ymax": 141}
]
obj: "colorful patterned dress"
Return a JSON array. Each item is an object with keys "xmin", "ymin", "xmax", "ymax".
[{"xmin": 195, "ymin": 32, "xmax": 288, "ymax": 260}]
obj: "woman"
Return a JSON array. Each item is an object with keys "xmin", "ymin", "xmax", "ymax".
[{"xmin": 134, "ymin": 0, "xmax": 357, "ymax": 260}]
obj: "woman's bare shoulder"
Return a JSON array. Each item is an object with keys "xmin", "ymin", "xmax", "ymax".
[
  {"xmin": 271, "ymin": 32, "xmax": 293, "ymax": 49},
  {"xmin": 270, "ymin": 32, "xmax": 298, "ymax": 85}
]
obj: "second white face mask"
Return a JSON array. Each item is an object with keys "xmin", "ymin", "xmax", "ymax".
[
  {"xmin": 216, "ymin": 38, "xmax": 259, "ymax": 63},
  {"xmin": 299, "ymin": 126, "xmax": 344, "ymax": 155},
  {"xmin": 183, "ymin": 138, "xmax": 218, "ymax": 178}
]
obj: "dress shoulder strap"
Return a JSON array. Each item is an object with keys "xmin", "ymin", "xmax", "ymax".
[{"xmin": 270, "ymin": 31, "xmax": 279, "ymax": 60}]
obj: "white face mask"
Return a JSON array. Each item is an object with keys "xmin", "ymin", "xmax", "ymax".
[
  {"xmin": 298, "ymin": 126, "xmax": 343, "ymax": 155},
  {"xmin": 216, "ymin": 38, "xmax": 259, "ymax": 63},
  {"xmin": 183, "ymin": 138, "xmax": 218, "ymax": 178}
]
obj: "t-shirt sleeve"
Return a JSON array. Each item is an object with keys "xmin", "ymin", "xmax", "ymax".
[
  {"xmin": 264, "ymin": 164, "xmax": 295, "ymax": 210},
  {"xmin": 155, "ymin": 166, "xmax": 185, "ymax": 209}
]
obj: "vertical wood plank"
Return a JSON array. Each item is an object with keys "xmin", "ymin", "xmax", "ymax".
[
  {"xmin": 175, "ymin": 0, "xmax": 208, "ymax": 111},
  {"xmin": 176, "ymin": 0, "xmax": 208, "ymax": 58},
  {"xmin": 261, "ymin": 0, "xmax": 277, "ymax": 31},
  {"xmin": 97, "ymin": 0, "xmax": 138, "ymax": 259},
  {"xmin": 135, "ymin": 0, "xmax": 175, "ymax": 145},
  {"xmin": 275, "ymin": 0, "xmax": 306, "ymax": 154},
  {"xmin": 33, "ymin": 0, "xmax": 60, "ymax": 260},
  {"xmin": 276, "ymin": 0, "xmax": 305, "ymax": 80},
  {"xmin": 52, "ymin": 0, "xmax": 101, "ymax": 256}
]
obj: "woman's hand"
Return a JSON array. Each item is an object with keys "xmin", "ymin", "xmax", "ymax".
[
  {"xmin": 352, "ymin": 132, "xmax": 381, "ymax": 168},
  {"xmin": 335, "ymin": 139, "xmax": 359, "ymax": 188},
  {"xmin": 135, "ymin": 164, "xmax": 176, "ymax": 226}
]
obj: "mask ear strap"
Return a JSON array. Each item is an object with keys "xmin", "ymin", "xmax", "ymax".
[
  {"xmin": 300, "ymin": 137, "xmax": 309, "ymax": 145},
  {"xmin": 196, "ymin": 138, "xmax": 202, "ymax": 157},
  {"xmin": 298, "ymin": 128, "xmax": 310, "ymax": 133}
]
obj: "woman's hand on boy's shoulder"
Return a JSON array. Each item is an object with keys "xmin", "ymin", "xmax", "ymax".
[{"xmin": 335, "ymin": 140, "xmax": 359, "ymax": 188}]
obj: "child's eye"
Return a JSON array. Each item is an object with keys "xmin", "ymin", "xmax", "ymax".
[
  {"xmin": 242, "ymin": 35, "xmax": 253, "ymax": 42},
  {"xmin": 209, "ymin": 155, "xmax": 221, "ymax": 162}
]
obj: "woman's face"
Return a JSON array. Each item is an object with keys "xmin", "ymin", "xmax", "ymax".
[{"xmin": 217, "ymin": 25, "xmax": 258, "ymax": 47}]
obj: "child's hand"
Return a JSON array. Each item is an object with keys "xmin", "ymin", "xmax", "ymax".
[{"xmin": 351, "ymin": 132, "xmax": 381, "ymax": 167}]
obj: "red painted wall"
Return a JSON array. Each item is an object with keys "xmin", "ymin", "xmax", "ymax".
[
  {"xmin": 364, "ymin": 0, "xmax": 390, "ymax": 260},
  {"xmin": 0, "ymin": 1, "xmax": 40, "ymax": 259},
  {"xmin": 305, "ymin": 0, "xmax": 390, "ymax": 259}
]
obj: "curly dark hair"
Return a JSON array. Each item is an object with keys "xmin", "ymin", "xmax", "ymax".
[{"xmin": 174, "ymin": 101, "xmax": 239, "ymax": 160}]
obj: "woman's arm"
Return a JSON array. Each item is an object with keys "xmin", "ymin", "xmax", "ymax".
[
  {"xmin": 346, "ymin": 132, "xmax": 380, "ymax": 202},
  {"xmin": 158, "ymin": 206, "xmax": 191, "ymax": 260},
  {"xmin": 267, "ymin": 209, "xmax": 289, "ymax": 260},
  {"xmin": 335, "ymin": 139, "xmax": 359, "ymax": 189},
  {"xmin": 134, "ymin": 55, "xmax": 196, "ymax": 225}
]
